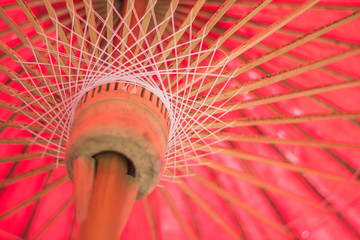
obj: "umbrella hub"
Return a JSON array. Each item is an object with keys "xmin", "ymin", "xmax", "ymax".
[{"xmin": 65, "ymin": 82, "xmax": 170, "ymax": 200}]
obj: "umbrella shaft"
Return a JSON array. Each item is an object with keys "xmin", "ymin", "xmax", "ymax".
[{"xmin": 75, "ymin": 152, "xmax": 139, "ymax": 240}]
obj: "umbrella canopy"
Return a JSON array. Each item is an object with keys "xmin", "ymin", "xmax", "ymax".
[{"xmin": 0, "ymin": 0, "xmax": 360, "ymax": 239}]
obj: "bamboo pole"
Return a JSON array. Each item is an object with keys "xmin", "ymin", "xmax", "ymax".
[{"xmin": 75, "ymin": 152, "xmax": 139, "ymax": 240}]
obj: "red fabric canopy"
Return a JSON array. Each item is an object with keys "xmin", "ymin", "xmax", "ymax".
[{"xmin": 0, "ymin": 0, "xmax": 359, "ymax": 239}]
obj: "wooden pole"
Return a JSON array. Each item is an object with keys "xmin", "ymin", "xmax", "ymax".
[{"xmin": 74, "ymin": 152, "xmax": 139, "ymax": 240}]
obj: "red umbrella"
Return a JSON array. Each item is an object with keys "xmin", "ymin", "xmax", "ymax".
[{"xmin": 0, "ymin": 0, "xmax": 359, "ymax": 239}]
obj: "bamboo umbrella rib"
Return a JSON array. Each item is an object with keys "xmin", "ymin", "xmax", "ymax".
[
  {"xmin": 32, "ymin": 196, "xmax": 74, "ymax": 240},
  {"xmin": 156, "ymin": 0, "xmax": 206, "ymax": 65},
  {"xmin": 83, "ymin": 0, "xmax": 100, "ymax": 58},
  {"xmin": 192, "ymin": 132, "xmax": 360, "ymax": 149},
  {"xmin": 0, "ymin": 65, "xmax": 58, "ymax": 108},
  {"xmin": 41, "ymin": 0, "xmax": 86, "ymax": 78},
  {"xmin": 105, "ymin": 0, "xmax": 114, "ymax": 62},
  {"xmin": 208, "ymin": 76, "xmax": 360, "ymax": 236},
  {"xmin": 0, "ymin": 120, "xmax": 47, "ymax": 132},
  {"xmin": 65, "ymin": 0, "xmax": 92, "ymax": 65},
  {"xmin": 0, "ymin": 118, "xmax": 64, "ymax": 134},
  {"xmin": 159, "ymin": 188, "xmax": 199, "ymax": 240},
  {"xmin": 184, "ymin": 193, "xmax": 202, "ymax": 239},
  {"xmin": 200, "ymin": 47, "xmax": 360, "ymax": 104},
  {"xmin": 194, "ymin": 160, "xmax": 332, "ymax": 212},
  {"xmin": 170, "ymin": 151, "xmax": 334, "ymax": 211},
  {"xmin": 207, "ymin": 168, "xmax": 248, "ymax": 239},
  {"xmin": 128, "ymin": 0, "xmax": 150, "ymax": 55},
  {"xmin": 0, "ymin": 137, "xmax": 62, "ymax": 145},
  {"xmin": 246, "ymin": 19, "xmax": 358, "ymax": 48},
  {"xmin": 176, "ymin": 0, "xmax": 320, "ymax": 94},
  {"xmin": 185, "ymin": 16, "xmax": 359, "ymax": 109},
  {"xmin": 0, "ymin": 3, "xmax": 72, "ymax": 42},
  {"xmin": 171, "ymin": 0, "xmax": 272, "ymax": 90},
  {"xmin": 143, "ymin": 198, "xmax": 159, "ymax": 240},
  {"xmin": 0, "ymin": 7, "xmax": 65, "ymax": 95},
  {"xmin": 189, "ymin": 39, "xmax": 360, "ymax": 102},
  {"xmin": 0, "ymin": 150, "xmax": 57, "ymax": 163},
  {"xmin": 0, "ymin": 163, "xmax": 57, "ymax": 188},
  {"xmin": 198, "ymin": 112, "xmax": 360, "ymax": 129},
  {"xmin": 172, "ymin": 165, "xmax": 321, "ymax": 237},
  {"xmin": 213, "ymin": 28, "xmax": 358, "ymax": 80},
  {"xmin": 0, "ymin": 175, "xmax": 68, "ymax": 220},
  {"xmin": 0, "ymin": 99, "xmax": 50, "ymax": 121},
  {"xmin": 21, "ymin": 170, "xmax": 53, "ymax": 239},
  {"xmin": 1, "ymin": 0, "xmax": 68, "ymax": 10},
  {"xmin": 193, "ymin": 79, "xmax": 360, "ymax": 116},
  {"xmin": 141, "ymin": 0, "xmax": 180, "ymax": 67},
  {"xmin": 118, "ymin": 0, "xmax": 133, "ymax": 64},
  {"xmin": 0, "ymin": 98, "xmax": 65, "ymax": 136},
  {"xmin": 0, "ymin": 8, "xmax": 85, "ymax": 66},
  {"xmin": 69, "ymin": 207, "xmax": 77, "ymax": 240},
  {"xmin": 175, "ymin": 180, "xmax": 243, "ymax": 239},
  {"xmin": 130, "ymin": 0, "xmax": 154, "ymax": 63},
  {"xmin": 166, "ymin": 0, "xmax": 236, "ymax": 70},
  {"xmin": 195, "ymin": 9, "xmax": 359, "ymax": 48},
  {"xmin": 193, "ymin": 143, "xmax": 360, "ymax": 184},
  {"xmin": 224, "ymin": 67, "xmax": 360, "ymax": 184},
  {"xmin": 17, "ymin": 0, "xmax": 76, "ymax": 83},
  {"xmin": 227, "ymin": 11, "xmax": 360, "ymax": 77},
  {"xmin": 184, "ymin": 171, "xmax": 294, "ymax": 238},
  {"xmin": 179, "ymin": 0, "xmax": 360, "ymax": 11}
]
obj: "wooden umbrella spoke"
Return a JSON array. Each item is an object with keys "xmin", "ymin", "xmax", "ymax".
[
  {"xmin": 168, "ymin": 149, "xmax": 339, "ymax": 212},
  {"xmin": 207, "ymin": 24, "xmax": 358, "ymax": 81},
  {"xmin": 17, "ymin": 0, "xmax": 79, "ymax": 81},
  {"xmin": 65, "ymin": 0, "xmax": 92, "ymax": 64},
  {"xmin": 129, "ymin": 0, "xmax": 154, "ymax": 60},
  {"xmin": 2, "ymin": 0, "xmax": 68, "ymax": 10},
  {"xmin": 0, "ymin": 136, "xmax": 62, "ymax": 145},
  {"xmin": 192, "ymin": 132, "xmax": 360, "ymax": 149},
  {"xmin": 83, "ymin": 0, "xmax": 101, "ymax": 58},
  {"xmin": 40, "ymin": 0, "xmax": 88, "ymax": 84},
  {"xmin": 192, "ymin": 79, "xmax": 360, "ymax": 116},
  {"xmin": 117, "ymin": 0, "xmax": 133, "ymax": 65},
  {"xmin": 182, "ymin": 16, "xmax": 360, "ymax": 114},
  {"xmin": 141, "ymin": 0, "xmax": 180, "ymax": 68},
  {"xmin": 159, "ymin": 187, "xmax": 199, "ymax": 240},
  {"xmin": 0, "ymin": 7, "xmax": 65, "ymax": 95},
  {"xmin": 0, "ymin": 99, "xmax": 52, "ymax": 121},
  {"xmin": 156, "ymin": 0, "xmax": 206, "ymax": 66},
  {"xmin": 227, "ymin": 11, "xmax": 360, "ymax": 78},
  {"xmin": 179, "ymin": 169, "xmax": 295, "ymax": 238},
  {"xmin": 190, "ymin": 45, "xmax": 360, "ymax": 103},
  {"xmin": 0, "ymin": 7, "xmax": 84, "ymax": 62},
  {"xmin": 143, "ymin": 198, "xmax": 159, "ymax": 240},
  {"xmin": 171, "ymin": 0, "xmax": 272, "ymax": 91},
  {"xmin": 173, "ymin": 178, "xmax": 243, "ymax": 239},
  {"xmin": 175, "ymin": 0, "xmax": 320, "ymax": 94},
  {"xmin": 187, "ymin": 157, "xmax": 333, "ymax": 212},
  {"xmin": 0, "ymin": 175, "xmax": 68, "ymax": 220},
  {"xmin": 32, "ymin": 196, "xmax": 74, "ymax": 240},
  {"xmin": 0, "ymin": 65, "xmax": 58, "ymax": 108},
  {"xmin": 0, "ymin": 163, "xmax": 58, "ymax": 188},
  {"xmin": 105, "ymin": 0, "xmax": 115, "ymax": 63},
  {"xmin": 193, "ymin": 143, "xmax": 360, "ymax": 184},
  {"xmin": 246, "ymin": 19, "xmax": 359, "ymax": 48},
  {"xmin": 182, "ymin": 0, "xmax": 360, "ymax": 11},
  {"xmin": 0, "ymin": 120, "xmax": 50, "ymax": 132},
  {"xmin": 0, "ymin": 150, "xmax": 56, "ymax": 164},
  {"xmin": 165, "ymin": 0, "xmax": 236, "ymax": 71},
  {"xmin": 197, "ymin": 112, "xmax": 360, "ymax": 129},
  {"xmin": 196, "ymin": 8, "xmax": 360, "ymax": 48}
]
